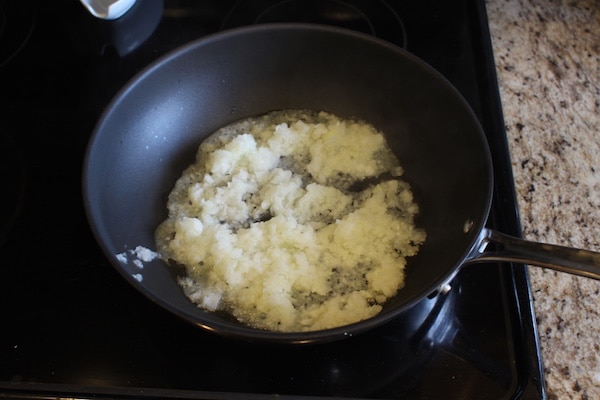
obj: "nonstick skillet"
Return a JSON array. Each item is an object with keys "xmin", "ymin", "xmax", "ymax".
[{"xmin": 83, "ymin": 24, "xmax": 600, "ymax": 344}]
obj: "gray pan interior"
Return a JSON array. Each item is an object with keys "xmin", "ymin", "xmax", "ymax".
[{"xmin": 83, "ymin": 23, "xmax": 493, "ymax": 343}]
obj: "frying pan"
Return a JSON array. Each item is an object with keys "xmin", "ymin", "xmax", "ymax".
[{"xmin": 83, "ymin": 24, "xmax": 600, "ymax": 344}]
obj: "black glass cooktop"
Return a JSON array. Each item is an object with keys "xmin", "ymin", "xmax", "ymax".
[{"xmin": 0, "ymin": 1, "xmax": 545, "ymax": 399}]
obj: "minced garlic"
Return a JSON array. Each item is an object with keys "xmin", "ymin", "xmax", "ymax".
[{"xmin": 155, "ymin": 110, "xmax": 425, "ymax": 332}]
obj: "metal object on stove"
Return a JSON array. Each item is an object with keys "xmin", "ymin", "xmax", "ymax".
[
  {"xmin": 80, "ymin": 0, "xmax": 163, "ymax": 56},
  {"xmin": 79, "ymin": 0, "xmax": 137, "ymax": 20}
]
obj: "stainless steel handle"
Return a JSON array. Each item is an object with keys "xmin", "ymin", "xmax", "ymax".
[{"xmin": 465, "ymin": 228, "xmax": 600, "ymax": 280}]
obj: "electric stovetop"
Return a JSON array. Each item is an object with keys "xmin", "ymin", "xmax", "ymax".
[{"xmin": 0, "ymin": 1, "xmax": 545, "ymax": 399}]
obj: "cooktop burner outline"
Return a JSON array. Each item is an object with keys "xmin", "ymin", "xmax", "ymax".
[
  {"xmin": 221, "ymin": 0, "xmax": 407, "ymax": 48},
  {"xmin": 0, "ymin": 1, "xmax": 36, "ymax": 68}
]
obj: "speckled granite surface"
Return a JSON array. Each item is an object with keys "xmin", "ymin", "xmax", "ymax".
[{"xmin": 486, "ymin": 0, "xmax": 600, "ymax": 399}]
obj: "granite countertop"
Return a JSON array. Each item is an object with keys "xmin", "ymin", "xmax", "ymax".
[{"xmin": 486, "ymin": 0, "xmax": 600, "ymax": 399}]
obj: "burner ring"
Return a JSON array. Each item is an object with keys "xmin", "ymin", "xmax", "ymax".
[
  {"xmin": 0, "ymin": 1, "xmax": 36, "ymax": 68},
  {"xmin": 222, "ymin": 0, "xmax": 406, "ymax": 49},
  {"xmin": 255, "ymin": 0, "xmax": 376, "ymax": 36}
]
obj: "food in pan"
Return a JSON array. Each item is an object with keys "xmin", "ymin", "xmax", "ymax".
[{"xmin": 155, "ymin": 110, "xmax": 426, "ymax": 332}]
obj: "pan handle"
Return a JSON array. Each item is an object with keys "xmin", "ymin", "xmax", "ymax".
[{"xmin": 465, "ymin": 228, "xmax": 600, "ymax": 280}]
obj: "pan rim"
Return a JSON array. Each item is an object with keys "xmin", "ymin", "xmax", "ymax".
[{"xmin": 82, "ymin": 22, "xmax": 494, "ymax": 344}]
